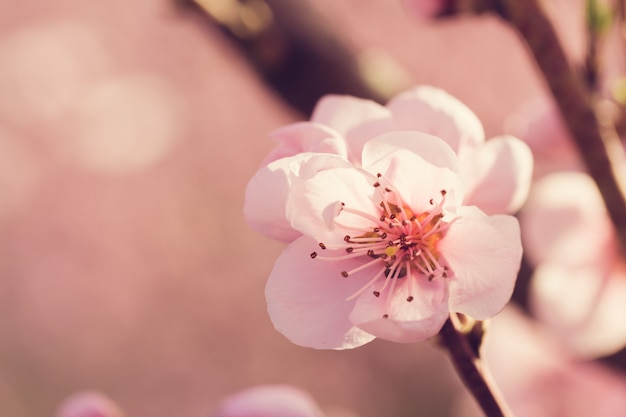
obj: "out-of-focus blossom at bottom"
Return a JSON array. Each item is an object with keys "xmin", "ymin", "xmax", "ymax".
[
  {"xmin": 55, "ymin": 391, "xmax": 125, "ymax": 417},
  {"xmin": 520, "ymin": 172, "xmax": 626, "ymax": 357},
  {"xmin": 456, "ymin": 307, "xmax": 626, "ymax": 417},
  {"xmin": 56, "ymin": 385, "xmax": 329, "ymax": 417},
  {"xmin": 213, "ymin": 385, "xmax": 325, "ymax": 417}
]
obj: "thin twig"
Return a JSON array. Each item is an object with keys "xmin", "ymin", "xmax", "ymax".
[{"xmin": 438, "ymin": 317, "xmax": 513, "ymax": 417}]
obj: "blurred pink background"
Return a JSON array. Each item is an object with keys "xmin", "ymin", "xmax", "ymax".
[{"xmin": 0, "ymin": 0, "xmax": 583, "ymax": 416}]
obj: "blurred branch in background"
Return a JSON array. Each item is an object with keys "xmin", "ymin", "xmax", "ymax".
[
  {"xmin": 495, "ymin": 0, "xmax": 626, "ymax": 255},
  {"xmin": 175, "ymin": 0, "xmax": 413, "ymax": 115},
  {"xmin": 583, "ymin": 0, "xmax": 612, "ymax": 89}
]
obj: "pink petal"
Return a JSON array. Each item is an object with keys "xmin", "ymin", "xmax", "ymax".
[
  {"xmin": 286, "ymin": 166, "xmax": 380, "ymax": 246},
  {"xmin": 311, "ymin": 95, "xmax": 394, "ymax": 162},
  {"xmin": 530, "ymin": 262, "xmax": 626, "ymax": 358},
  {"xmin": 442, "ymin": 206, "xmax": 522, "ymax": 319},
  {"xmin": 213, "ymin": 385, "xmax": 324, "ymax": 417},
  {"xmin": 266, "ymin": 236, "xmax": 376, "ymax": 349},
  {"xmin": 262, "ymin": 122, "xmax": 348, "ymax": 164},
  {"xmin": 520, "ymin": 172, "xmax": 615, "ymax": 267},
  {"xmin": 361, "ymin": 131, "xmax": 463, "ymax": 213},
  {"xmin": 244, "ymin": 153, "xmax": 352, "ymax": 242},
  {"xmin": 55, "ymin": 391, "xmax": 124, "ymax": 417},
  {"xmin": 482, "ymin": 307, "xmax": 626, "ymax": 417},
  {"xmin": 460, "ymin": 135, "xmax": 533, "ymax": 214},
  {"xmin": 386, "ymin": 85, "xmax": 485, "ymax": 153},
  {"xmin": 506, "ymin": 97, "xmax": 574, "ymax": 158},
  {"xmin": 349, "ymin": 276, "xmax": 449, "ymax": 343}
]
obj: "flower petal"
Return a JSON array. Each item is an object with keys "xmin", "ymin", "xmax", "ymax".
[
  {"xmin": 460, "ymin": 135, "xmax": 533, "ymax": 214},
  {"xmin": 263, "ymin": 122, "xmax": 348, "ymax": 164},
  {"xmin": 349, "ymin": 277, "xmax": 449, "ymax": 342},
  {"xmin": 244, "ymin": 153, "xmax": 352, "ymax": 242},
  {"xmin": 286, "ymin": 166, "xmax": 380, "ymax": 246},
  {"xmin": 213, "ymin": 385, "xmax": 324, "ymax": 417},
  {"xmin": 311, "ymin": 95, "xmax": 394, "ymax": 162},
  {"xmin": 520, "ymin": 172, "xmax": 615, "ymax": 267},
  {"xmin": 55, "ymin": 391, "xmax": 125, "ymax": 417},
  {"xmin": 387, "ymin": 85, "xmax": 485, "ymax": 153},
  {"xmin": 530, "ymin": 263, "xmax": 626, "ymax": 358},
  {"xmin": 361, "ymin": 131, "xmax": 463, "ymax": 212},
  {"xmin": 266, "ymin": 236, "xmax": 376, "ymax": 349},
  {"xmin": 442, "ymin": 206, "xmax": 522, "ymax": 319}
]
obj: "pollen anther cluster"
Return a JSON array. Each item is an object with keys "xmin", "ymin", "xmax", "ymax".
[{"xmin": 309, "ymin": 175, "xmax": 453, "ymax": 309}]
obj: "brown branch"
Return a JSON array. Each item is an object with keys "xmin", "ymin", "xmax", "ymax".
[
  {"xmin": 438, "ymin": 317, "xmax": 513, "ymax": 417},
  {"xmin": 174, "ymin": 0, "xmax": 390, "ymax": 115},
  {"xmin": 491, "ymin": 0, "xmax": 626, "ymax": 255}
]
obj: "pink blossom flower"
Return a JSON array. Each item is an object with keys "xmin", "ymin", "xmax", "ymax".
[
  {"xmin": 245, "ymin": 86, "xmax": 533, "ymax": 243},
  {"xmin": 457, "ymin": 306, "xmax": 626, "ymax": 417},
  {"xmin": 261, "ymin": 132, "xmax": 523, "ymax": 348},
  {"xmin": 56, "ymin": 386, "xmax": 328, "ymax": 417},
  {"xmin": 213, "ymin": 385, "xmax": 325, "ymax": 417},
  {"xmin": 520, "ymin": 171, "xmax": 626, "ymax": 357},
  {"xmin": 55, "ymin": 391, "xmax": 125, "ymax": 417}
]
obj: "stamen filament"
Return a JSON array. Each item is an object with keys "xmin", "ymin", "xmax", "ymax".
[
  {"xmin": 309, "ymin": 180, "xmax": 455, "ymax": 308},
  {"xmin": 341, "ymin": 207, "xmax": 385, "ymax": 226},
  {"xmin": 345, "ymin": 266, "xmax": 388, "ymax": 301},
  {"xmin": 341, "ymin": 257, "xmax": 385, "ymax": 276}
]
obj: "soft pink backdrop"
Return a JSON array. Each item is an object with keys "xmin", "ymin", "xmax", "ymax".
[{"xmin": 0, "ymin": 0, "xmax": 581, "ymax": 416}]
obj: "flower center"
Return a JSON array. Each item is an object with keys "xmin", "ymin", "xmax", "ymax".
[{"xmin": 309, "ymin": 174, "xmax": 453, "ymax": 313}]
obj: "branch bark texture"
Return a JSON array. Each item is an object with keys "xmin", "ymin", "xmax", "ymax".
[{"xmin": 439, "ymin": 318, "xmax": 513, "ymax": 417}]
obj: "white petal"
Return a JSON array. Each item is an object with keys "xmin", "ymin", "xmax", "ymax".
[
  {"xmin": 286, "ymin": 167, "xmax": 380, "ymax": 246},
  {"xmin": 460, "ymin": 135, "xmax": 533, "ymax": 214},
  {"xmin": 244, "ymin": 153, "xmax": 351, "ymax": 242},
  {"xmin": 350, "ymin": 277, "xmax": 449, "ymax": 343},
  {"xmin": 442, "ymin": 206, "xmax": 522, "ymax": 319},
  {"xmin": 361, "ymin": 131, "xmax": 464, "ymax": 212},
  {"xmin": 266, "ymin": 236, "xmax": 376, "ymax": 349},
  {"xmin": 263, "ymin": 122, "xmax": 348, "ymax": 164},
  {"xmin": 387, "ymin": 85, "xmax": 485, "ymax": 153},
  {"xmin": 311, "ymin": 95, "xmax": 394, "ymax": 162}
]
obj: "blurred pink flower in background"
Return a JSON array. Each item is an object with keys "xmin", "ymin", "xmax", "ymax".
[
  {"xmin": 0, "ymin": 18, "xmax": 186, "ymax": 176},
  {"xmin": 213, "ymin": 385, "xmax": 325, "ymax": 417},
  {"xmin": 245, "ymin": 86, "xmax": 533, "ymax": 243},
  {"xmin": 458, "ymin": 306, "xmax": 626, "ymax": 417},
  {"xmin": 57, "ymin": 386, "xmax": 328, "ymax": 417},
  {"xmin": 520, "ymin": 172, "xmax": 626, "ymax": 357},
  {"xmin": 55, "ymin": 391, "xmax": 125, "ymax": 417},
  {"xmin": 246, "ymin": 87, "xmax": 528, "ymax": 348},
  {"xmin": 0, "ymin": 0, "xmax": 597, "ymax": 416}
]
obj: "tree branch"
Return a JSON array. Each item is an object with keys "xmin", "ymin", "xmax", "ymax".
[
  {"xmin": 492, "ymin": 0, "xmax": 626, "ymax": 255},
  {"xmin": 438, "ymin": 317, "xmax": 513, "ymax": 417}
]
